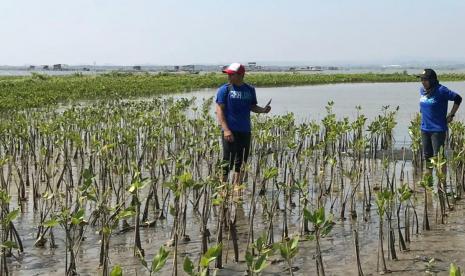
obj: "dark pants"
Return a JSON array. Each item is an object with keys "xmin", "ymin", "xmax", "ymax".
[
  {"xmin": 421, "ymin": 131, "xmax": 447, "ymax": 161},
  {"xmin": 222, "ymin": 131, "xmax": 251, "ymax": 176}
]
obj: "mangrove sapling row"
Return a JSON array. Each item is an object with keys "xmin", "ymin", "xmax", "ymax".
[
  {"xmin": 4, "ymin": 72, "xmax": 465, "ymax": 111},
  {"xmin": 0, "ymin": 98, "xmax": 464, "ymax": 275}
]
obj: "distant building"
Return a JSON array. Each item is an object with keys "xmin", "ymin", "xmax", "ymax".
[
  {"xmin": 295, "ymin": 66, "xmax": 323, "ymax": 72},
  {"xmin": 133, "ymin": 65, "xmax": 142, "ymax": 71},
  {"xmin": 174, "ymin": 66, "xmax": 180, "ymax": 71},
  {"xmin": 246, "ymin": 62, "xmax": 258, "ymax": 71},
  {"xmin": 181, "ymin": 65, "xmax": 195, "ymax": 73},
  {"xmin": 53, "ymin": 64, "xmax": 62, "ymax": 70},
  {"xmin": 42, "ymin": 65, "xmax": 50, "ymax": 70},
  {"xmin": 28, "ymin": 65, "xmax": 35, "ymax": 70}
]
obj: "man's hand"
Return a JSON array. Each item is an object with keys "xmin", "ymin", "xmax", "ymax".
[
  {"xmin": 224, "ymin": 129, "xmax": 234, "ymax": 142},
  {"xmin": 447, "ymin": 114, "xmax": 455, "ymax": 123}
]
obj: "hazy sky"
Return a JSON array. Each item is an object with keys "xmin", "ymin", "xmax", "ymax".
[{"xmin": 1, "ymin": 0, "xmax": 465, "ymax": 65}]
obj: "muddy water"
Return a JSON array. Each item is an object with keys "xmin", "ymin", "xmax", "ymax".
[
  {"xmin": 218, "ymin": 200, "xmax": 465, "ymax": 276},
  {"xmin": 9, "ymin": 159, "xmax": 461, "ymax": 276}
]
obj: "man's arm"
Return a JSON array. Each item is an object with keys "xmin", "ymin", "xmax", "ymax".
[
  {"xmin": 216, "ymin": 103, "xmax": 234, "ymax": 142},
  {"xmin": 249, "ymin": 87, "xmax": 271, "ymax": 114},
  {"xmin": 251, "ymin": 105, "xmax": 271, "ymax": 114},
  {"xmin": 447, "ymin": 93, "xmax": 462, "ymax": 123}
]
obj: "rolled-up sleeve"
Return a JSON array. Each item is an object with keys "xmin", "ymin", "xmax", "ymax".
[
  {"xmin": 446, "ymin": 87, "xmax": 462, "ymax": 104},
  {"xmin": 216, "ymin": 85, "xmax": 227, "ymax": 105},
  {"xmin": 251, "ymin": 87, "xmax": 258, "ymax": 106}
]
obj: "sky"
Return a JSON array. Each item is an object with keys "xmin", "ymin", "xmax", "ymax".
[{"xmin": 1, "ymin": 0, "xmax": 465, "ymax": 66}]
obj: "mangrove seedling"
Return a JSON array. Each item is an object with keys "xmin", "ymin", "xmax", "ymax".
[
  {"xmin": 138, "ymin": 245, "xmax": 170, "ymax": 276},
  {"xmin": 304, "ymin": 207, "xmax": 334, "ymax": 276},
  {"xmin": 276, "ymin": 236, "xmax": 299, "ymax": 276},
  {"xmin": 375, "ymin": 190, "xmax": 392, "ymax": 274},
  {"xmin": 245, "ymin": 235, "xmax": 275, "ymax": 276},
  {"xmin": 450, "ymin": 263, "xmax": 462, "ymax": 276},
  {"xmin": 419, "ymin": 174, "xmax": 433, "ymax": 231},
  {"xmin": 183, "ymin": 243, "xmax": 222, "ymax": 276}
]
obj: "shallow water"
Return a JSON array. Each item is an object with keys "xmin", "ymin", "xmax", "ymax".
[
  {"xmin": 8, "ymin": 159, "xmax": 445, "ymax": 276},
  {"xmin": 179, "ymin": 81, "xmax": 465, "ymax": 146}
]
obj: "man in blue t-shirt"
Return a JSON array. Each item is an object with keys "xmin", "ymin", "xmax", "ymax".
[
  {"xmin": 417, "ymin": 68, "xmax": 462, "ymax": 181},
  {"xmin": 215, "ymin": 62, "xmax": 271, "ymax": 186}
]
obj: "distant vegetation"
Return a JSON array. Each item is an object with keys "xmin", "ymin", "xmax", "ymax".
[{"xmin": 1, "ymin": 71, "xmax": 465, "ymax": 110}]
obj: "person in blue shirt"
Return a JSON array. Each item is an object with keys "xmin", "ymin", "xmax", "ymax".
[
  {"xmin": 215, "ymin": 63, "xmax": 271, "ymax": 187},
  {"xmin": 418, "ymin": 68, "xmax": 462, "ymax": 179}
]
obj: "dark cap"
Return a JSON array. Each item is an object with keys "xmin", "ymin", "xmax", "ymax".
[{"xmin": 416, "ymin": 68, "xmax": 437, "ymax": 80}]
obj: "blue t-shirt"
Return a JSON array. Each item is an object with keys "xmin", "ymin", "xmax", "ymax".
[
  {"xmin": 419, "ymin": 84, "xmax": 459, "ymax": 132},
  {"xmin": 216, "ymin": 83, "xmax": 258, "ymax": 132}
]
